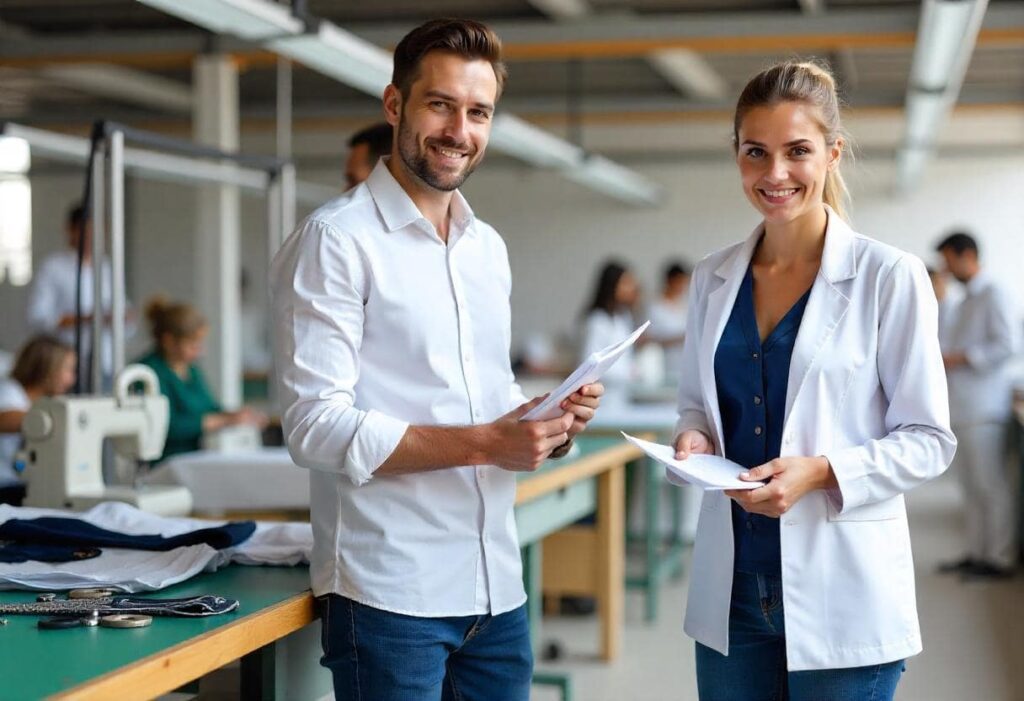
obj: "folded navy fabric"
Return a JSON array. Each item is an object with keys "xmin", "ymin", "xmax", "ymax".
[
  {"xmin": 0, "ymin": 543, "xmax": 101, "ymax": 564},
  {"xmin": 0, "ymin": 517, "xmax": 256, "ymax": 553}
]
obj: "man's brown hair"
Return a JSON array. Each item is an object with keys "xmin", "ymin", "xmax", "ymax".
[{"xmin": 391, "ymin": 18, "xmax": 507, "ymax": 100}]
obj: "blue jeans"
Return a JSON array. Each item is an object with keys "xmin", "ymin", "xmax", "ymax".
[
  {"xmin": 695, "ymin": 572, "xmax": 905, "ymax": 701},
  {"xmin": 318, "ymin": 595, "xmax": 533, "ymax": 701}
]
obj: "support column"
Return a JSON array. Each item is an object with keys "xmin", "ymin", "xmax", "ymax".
[{"xmin": 193, "ymin": 54, "xmax": 242, "ymax": 407}]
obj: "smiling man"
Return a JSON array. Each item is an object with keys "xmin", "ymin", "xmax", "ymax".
[{"xmin": 271, "ymin": 19, "xmax": 603, "ymax": 701}]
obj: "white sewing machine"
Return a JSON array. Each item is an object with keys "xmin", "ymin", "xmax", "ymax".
[{"xmin": 19, "ymin": 364, "xmax": 193, "ymax": 516}]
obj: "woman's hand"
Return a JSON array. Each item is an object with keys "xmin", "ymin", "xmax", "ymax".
[
  {"xmin": 674, "ymin": 429, "xmax": 715, "ymax": 459},
  {"xmin": 725, "ymin": 456, "xmax": 836, "ymax": 517}
]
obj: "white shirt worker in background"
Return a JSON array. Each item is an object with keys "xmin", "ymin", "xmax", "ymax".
[{"xmin": 936, "ymin": 231, "xmax": 1020, "ymax": 579}]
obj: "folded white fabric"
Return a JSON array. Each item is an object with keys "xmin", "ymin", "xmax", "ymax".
[{"xmin": 0, "ymin": 502, "xmax": 312, "ymax": 592}]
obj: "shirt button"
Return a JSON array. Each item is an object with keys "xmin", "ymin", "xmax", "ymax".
[
  {"xmin": 753, "ymin": 395, "xmax": 762, "ymax": 405},
  {"xmin": 752, "ymin": 352, "xmax": 759, "ymax": 359},
  {"xmin": 746, "ymin": 521, "xmax": 753, "ymax": 531},
  {"xmin": 754, "ymin": 426, "xmax": 763, "ymax": 436}
]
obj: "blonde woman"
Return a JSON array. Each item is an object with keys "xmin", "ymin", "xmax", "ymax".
[
  {"xmin": 673, "ymin": 62, "xmax": 956, "ymax": 700},
  {"xmin": 0, "ymin": 335, "xmax": 76, "ymax": 504}
]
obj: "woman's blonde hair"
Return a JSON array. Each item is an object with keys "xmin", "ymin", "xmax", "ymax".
[
  {"xmin": 733, "ymin": 60, "xmax": 851, "ymax": 220},
  {"xmin": 145, "ymin": 295, "xmax": 207, "ymax": 349}
]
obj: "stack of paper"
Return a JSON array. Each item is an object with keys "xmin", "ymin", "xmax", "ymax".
[
  {"xmin": 522, "ymin": 321, "xmax": 650, "ymax": 422},
  {"xmin": 621, "ymin": 433, "xmax": 760, "ymax": 491}
]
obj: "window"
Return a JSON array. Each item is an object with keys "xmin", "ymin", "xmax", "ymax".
[{"xmin": 0, "ymin": 136, "xmax": 31, "ymax": 286}]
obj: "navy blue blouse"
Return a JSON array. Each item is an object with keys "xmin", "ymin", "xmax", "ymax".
[{"xmin": 714, "ymin": 265, "xmax": 811, "ymax": 575}]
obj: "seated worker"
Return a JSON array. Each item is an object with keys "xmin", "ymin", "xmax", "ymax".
[
  {"xmin": 138, "ymin": 296, "xmax": 268, "ymax": 461},
  {"xmin": 0, "ymin": 335, "xmax": 76, "ymax": 505}
]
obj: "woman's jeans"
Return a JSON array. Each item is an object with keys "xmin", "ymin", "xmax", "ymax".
[
  {"xmin": 318, "ymin": 594, "xmax": 533, "ymax": 701},
  {"xmin": 696, "ymin": 571, "xmax": 905, "ymax": 701}
]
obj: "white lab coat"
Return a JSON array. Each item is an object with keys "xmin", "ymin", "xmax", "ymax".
[{"xmin": 675, "ymin": 208, "xmax": 956, "ymax": 671}]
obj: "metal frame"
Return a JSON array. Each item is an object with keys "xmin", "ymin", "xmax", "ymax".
[{"xmin": 0, "ymin": 120, "xmax": 301, "ymax": 390}]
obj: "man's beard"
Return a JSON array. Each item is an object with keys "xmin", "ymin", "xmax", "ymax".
[{"xmin": 397, "ymin": 116, "xmax": 478, "ymax": 192}]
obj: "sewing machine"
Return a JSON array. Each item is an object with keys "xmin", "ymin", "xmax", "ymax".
[{"xmin": 19, "ymin": 364, "xmax": 193, "ymax": 516}]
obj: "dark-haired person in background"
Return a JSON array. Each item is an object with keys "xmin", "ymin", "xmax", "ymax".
[
  {"xmin": 344, "ymin": 122, "xmax": 393, "ymax": 190},
  {"xmin": 0, "ymin": 335, "xmax": 76, "ymax": 505},
  {"xmin": 26, "ymin": 202, "xmax": 134, "ymax": 389},
  {"xmin": 646, "ymin": 260, "xmax": 691, "ymax": 381},
  {"xmin": 935, "ymin": 232, "xmax": 1020, "ymax": 579},
  {"xmin": 580, "ymin": 260, "xmax": 639, "ymax": 405},
  {"xmin": 272, "ymin": 19, "xmax": 603, "ymax": 700}
]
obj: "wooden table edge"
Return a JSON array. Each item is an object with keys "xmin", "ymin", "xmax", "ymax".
[
  {"xmin": 515, "ymin": 439, "xmax": 648, "ymax": 505},
  {"xmin": 48, "ymin": 589, "xmax": 316, "ymax": 701}
]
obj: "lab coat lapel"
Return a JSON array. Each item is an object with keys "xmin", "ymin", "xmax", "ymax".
[
  {"xmin": 783, "ymin": 207, "xmax": 857, "ymax": 426},
  {"xmin": 701, "ymin": 226, "xmax": 762, "ymax": 451}
]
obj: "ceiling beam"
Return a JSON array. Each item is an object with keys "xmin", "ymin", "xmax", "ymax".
[
  {"xmin": 647, "ymin": 49, "xmax": 729, "ymax": 101},
  {"xmin": 1, "ymin": 6, "xmax": 1022, "ymax": 65}
]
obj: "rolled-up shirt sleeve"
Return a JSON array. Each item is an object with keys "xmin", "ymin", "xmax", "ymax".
[{"xmin": 271, "ymin": 218, "xmax": 408, "ymax": 486}]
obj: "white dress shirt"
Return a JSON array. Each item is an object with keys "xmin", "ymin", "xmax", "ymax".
[
  {"xmin": 271, "ymin": 161, "xmax": 528, "ymax": 617},
  {"xmin": 0, "ymin": 378, "xmax": 30, "ymax": 486},
  {"xmin": 26, "ymin": 250, "xmax": 114, "ymax": 374},
  {"xmin": 944, "ymin": 271, "xmax": 1020, "ymax": 424},
  {"xmin": 647, "ymin": 295, "xmax": 688, "ymax": 378},
  {"xmin": 581, "ymin": 310, "xmax": 635, "ymax": 391}
]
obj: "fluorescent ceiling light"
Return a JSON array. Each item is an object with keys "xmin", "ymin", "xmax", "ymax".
[
  {"xmin": 489, "ymin": 114, "xmax": 583, "ymax": 169},
  {"xmin": 566, "ymin": 155, "xmax": 662, "ymax": 206},
  {"xmin": 526, "ymin": 0, "xmax": 592, "ymax": 20},
  {"xmin": 42, "ymin": 64, "xmax": 193, "ymax": 113},
  {"xmin": 896, "ymin": 147, "xmax": 930, "ymax": 191},
  {"xmin": 136, "ymin": 0, "xmax": 303, "ymax": 40},
  {"xmin": 270, "ymin": 23, "xmax": 392, "ymax": 96},
  {"xmin": 0, "ymin": 136, "xmax": 30, "ymax": 174},
  {"xmin": 910, "ymin": 0, "xmax": 976, "ymax": 91},
  {"xmin": 648, "ymin": 49, "xmax": 728, "ymax": 101},
  {"xmin": 904, "ymin": 90, "xmax": 949, "ymax": 146}
]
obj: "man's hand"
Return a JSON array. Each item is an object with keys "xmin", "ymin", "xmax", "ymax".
[
  {"xmin": 674, "ymin": 429, "xmax": 715, "ymax": 460},
  {"xmin": 487, "ymin": 397, "xmax": 574, "ymax": 472},
  {"xmin": 725, "ymin": 456, "xmax": 835, "ymax": 518},
  {"xmin": 559, "ymin": 382, "xmax": 604, "ymax": 439}
]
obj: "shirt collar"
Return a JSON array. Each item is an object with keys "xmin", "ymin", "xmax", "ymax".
[
  {"xmin": 715, "ymin": 204, "xmax": 857, "ymax": 284},
  {"xmin": 366, "ymin": 158, "xmax": 477, "ymax": 238}
]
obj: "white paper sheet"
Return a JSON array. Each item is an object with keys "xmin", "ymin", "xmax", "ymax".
[
  {"xmin": 522, "ymin": 321, "xmax": 650, "ymax": 422},
  {"xmin": 621, "ymin": 432, "xmax": 761, "ymax": 491}
]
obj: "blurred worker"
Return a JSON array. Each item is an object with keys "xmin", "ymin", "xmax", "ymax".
[
  {"xmin": 26, "ymin": 201, "xmax": 133, "ymax": 391},
  {"xmin": 936, "ymin": 232, "xmax": 1020, "ymax": 579},
  {"xmin": 581, "ymin": 260, "xmax": 640, "ymax": 405},
  {"xmin": 647, "ymin": 260, "xmax": 691, "ymax": 380},
  {"xmin": 0, "ymin": 335, "xmax": 76, "ymax": 505},
  {"xmin": 138, "ymin": 296, "xmax": 267, "ymax": 462},
  {"xmin": 344, "ymin": 122, "xmax": 393, "ymax": 190}
]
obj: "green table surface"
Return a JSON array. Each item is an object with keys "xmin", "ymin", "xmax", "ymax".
[
  {"xmin": 0, "ymin": 564, "xmax": 312, "ymax": 701},
  {"xmin": 0, "ymin": 435, "xmax": 632, "ymax": 700}
]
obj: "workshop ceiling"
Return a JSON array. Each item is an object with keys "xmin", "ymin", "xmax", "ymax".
[{"xmin": 1, "ymin": 1, "xmax": 1023, "ymax": 129}]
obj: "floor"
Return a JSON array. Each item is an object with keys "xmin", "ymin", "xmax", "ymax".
[{"xmin": 531, "ymin": 471, "xmax": 1024, "ymax": 701}]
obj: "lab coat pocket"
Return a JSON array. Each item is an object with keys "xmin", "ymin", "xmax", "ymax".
[{"xmin": 827, "ymin": 494, "xmax": 903, "ymax": 522}]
